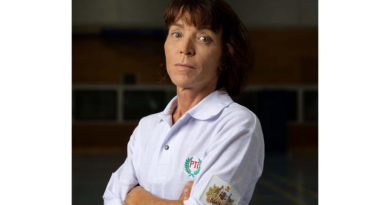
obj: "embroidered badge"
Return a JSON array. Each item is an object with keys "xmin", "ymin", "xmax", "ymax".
[
  {"xmin": 199, "ymin": 175, "xmax": 241, "ymax": 205},
  {"xmin": 184, "ymin": 157, "xmax": 202, "ymax": 177},
  {"xmin": 205, "ymin": 185, "xmax": 234, "ymax": 205}
]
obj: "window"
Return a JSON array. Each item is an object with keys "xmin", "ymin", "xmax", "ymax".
[
  {"xmin": 123, "ymin": 91, "xmax": 166, "ymax": 120},
  {"xmin": 73, "ymin": 90, "xmax": 117, "ymax": 121},
  {"xmin": 304, "ymin": 90, "xmax": 318, "ymax": 122}
]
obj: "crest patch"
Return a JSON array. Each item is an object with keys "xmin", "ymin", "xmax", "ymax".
[{"xmin": 199, "ymin": 175, "xmax": 241, "ymax": 205}]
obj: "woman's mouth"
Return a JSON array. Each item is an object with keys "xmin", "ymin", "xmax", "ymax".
[{"xmin": 174, "ymin": 63, "xmax": 195, "ymax": 70}]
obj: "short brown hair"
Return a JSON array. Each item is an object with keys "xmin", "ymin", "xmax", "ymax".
[{"xmin": 161, "ymin": 0, "xmax": 254, "ymax": 96}]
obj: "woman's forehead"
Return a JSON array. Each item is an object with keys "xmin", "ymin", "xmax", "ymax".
[
  {"xmin": 171, "ymin": 13, "xmax": 220, "ymax": 33},
  {"xmin": 172, "ymin": 18, "xmax": 209, "ymax": 29}
]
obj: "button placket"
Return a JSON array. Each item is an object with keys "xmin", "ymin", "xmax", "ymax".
[{"xmin": 149, "ymin": 124, "xmax": 171, "ymax": 182}]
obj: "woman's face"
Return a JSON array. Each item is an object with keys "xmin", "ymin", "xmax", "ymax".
[{"xmin": 164, "ymin": 16, "xmax": 222, "ymax": 92}]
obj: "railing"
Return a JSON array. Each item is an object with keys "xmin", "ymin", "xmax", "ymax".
[{"xmin": 72, "ymin": 84, "xmax": 318, "ymax": 124}]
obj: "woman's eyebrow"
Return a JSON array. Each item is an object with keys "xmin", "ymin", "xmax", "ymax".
[
  {"xmin": 198, "ymin": 26, "xmax": 218, "ymax": 35},
  {"xmin": 198, "ymin": 25, "xmax": 212, "ymax": 31}
]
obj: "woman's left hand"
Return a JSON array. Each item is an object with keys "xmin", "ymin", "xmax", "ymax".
[
  {"xmin": 125, "ymin": 186, "xmax": 145, "ymax": 205},
  {"xmin": 179, "ymin": 181, "xmax": 194, "ymax": 200}
]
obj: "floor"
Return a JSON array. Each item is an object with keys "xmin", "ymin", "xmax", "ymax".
[{"xmin": 72, "ymin": 151, "xmax": 318, "ymax": 205}]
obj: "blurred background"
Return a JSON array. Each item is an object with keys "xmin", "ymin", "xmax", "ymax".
[{"xmin": 72, "ymin": 0, "xmax": 318, "ymax": 204}]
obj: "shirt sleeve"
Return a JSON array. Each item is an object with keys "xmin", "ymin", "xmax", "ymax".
[
  {"xmin": 103, "ymin": 126, "xmax": 140, "ymax": 205},
  {"xmin": 183, "ymin": 114, "xmax": 265, "ymax": 205}
]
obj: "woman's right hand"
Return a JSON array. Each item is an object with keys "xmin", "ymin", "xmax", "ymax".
[{"xmin": 179, "ymin": 181, "xmax": 194, "ymax": 201}]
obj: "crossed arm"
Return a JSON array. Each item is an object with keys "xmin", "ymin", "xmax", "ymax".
[{"xmin": 124, "ymin": 181, "xmax": 194, "ymax": 205}]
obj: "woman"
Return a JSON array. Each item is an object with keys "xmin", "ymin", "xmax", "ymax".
[{"xmin": 103, "ymin": 0, "xmax": 264, "ymax": 205}]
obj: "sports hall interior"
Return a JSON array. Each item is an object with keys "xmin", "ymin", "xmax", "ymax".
[{"xmin": 72, "ymin": 0, "xmax": 318, "ymax": 204}]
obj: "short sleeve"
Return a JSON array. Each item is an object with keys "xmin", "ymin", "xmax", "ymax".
[
  {"xmin": 183, "ymin": 115, "xmax": 265, "ymax": 205},
  {"xmin": 103, "ymin": 126, "xmax": 140, "ymax": 205}
]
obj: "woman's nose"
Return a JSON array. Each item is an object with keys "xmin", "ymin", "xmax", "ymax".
[
  {"xmin": 181, "ymin": 50, "xmax": 194, "ymax": 56},
  {"xmin": 180, "ymin": 39, "xmax": 195, "ymax": 56}
]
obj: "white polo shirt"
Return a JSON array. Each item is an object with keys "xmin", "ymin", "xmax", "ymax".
[{"xmin": 103, "ymin": 90, "xmax": 265, "ymax": 205}]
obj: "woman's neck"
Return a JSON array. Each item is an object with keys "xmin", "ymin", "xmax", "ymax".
[{"xmin": 172, "ymin": 84, "xmax": 217, "ymax": 125}]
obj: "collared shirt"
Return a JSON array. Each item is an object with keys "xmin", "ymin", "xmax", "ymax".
[{"xmin": 103, "ymin": 90, "xmax": 265, "ymax": 205}]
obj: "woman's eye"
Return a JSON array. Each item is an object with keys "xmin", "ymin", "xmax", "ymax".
[
  {"xmin": 199, "ymin": 36, "xmax": 212, "ymax": 43},
  {"xmin": 172, "ymin": 32, "xmax": 181, "ymax": 38}
]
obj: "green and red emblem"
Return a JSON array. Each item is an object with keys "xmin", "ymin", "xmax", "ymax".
[{"xmin": 185, "ymin": 157, "xmax": 202, "ymax": 177}]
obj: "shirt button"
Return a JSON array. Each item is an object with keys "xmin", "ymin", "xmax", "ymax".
[{"xmin": 164, "ymin": 145, "xmax": 169, "ymax": 150}]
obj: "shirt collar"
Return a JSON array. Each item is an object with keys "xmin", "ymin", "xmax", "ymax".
[{"xmin": 158, "ymin": 90, "xmax": 234, "ymax": 121}]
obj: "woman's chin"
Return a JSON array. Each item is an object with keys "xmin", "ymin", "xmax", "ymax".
[
  {"xmin": 170, "ymin": 78, "xmax": 195, "ymax": 88},
  {"xmin": 172, "ymin": 82, "xmax": 194, "ymax": 90}
]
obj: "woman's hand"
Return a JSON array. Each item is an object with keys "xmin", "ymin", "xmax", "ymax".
[
  {"xmin": 125, "ymin": 186, "xmax": 145, "ymax": 205},
  {"xmin": 179, "ymin": 181, "xmax": 194, "ymax": 201}
]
